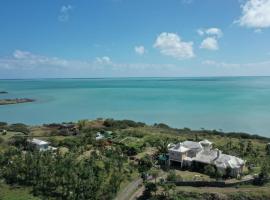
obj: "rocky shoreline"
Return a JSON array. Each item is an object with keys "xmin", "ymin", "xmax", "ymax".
[{"xmin": 0, "ymin": 98, "xmax": 35, "ymax": 105}]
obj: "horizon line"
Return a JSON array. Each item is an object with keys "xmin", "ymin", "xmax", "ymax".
[{"xmin": 1, "ymin": 75, "xmax": 270, "ymax": 80}]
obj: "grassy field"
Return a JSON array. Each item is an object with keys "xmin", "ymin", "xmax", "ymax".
[
  {"xmin": 174, "ymin": 183, "xmax": 270, "ymax": 200},
  {"xmin": 0, "ymin": 183, "xmax": 40, "ymax": 200}
]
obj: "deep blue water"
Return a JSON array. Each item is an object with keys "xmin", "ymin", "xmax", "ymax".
[{"xmin": 1, "ymin": 77, "xmax": 270, "ymax": 136}]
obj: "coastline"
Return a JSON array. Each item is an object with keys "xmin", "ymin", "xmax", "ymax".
[
  {"xmin": 0, "ymin": 98, "xmax": 35, "ymax": 105},
  {"xmin": 1, "ymin": 77, "xmax": 270, "ymax": 136}
]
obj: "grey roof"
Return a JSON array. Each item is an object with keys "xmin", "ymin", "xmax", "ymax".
[
  {"xmin": 194, "ymin": 149, "xmax": 244, "ymax": 169},
  {"xmin": 182, "ymin": 141, "xmax": 203, "ymax": 152},
  {"xmin": 200, "ymin": 139, "xmax": 212, "ymax": 146},
  {"xmin": 169, "ymin": 140, "xmax": 245, "ymax": 170},
  {"xmin": 169, "ymin": 143, "xmax": 189, "ymax": 152},
  {"xmin": 215, "ymin": 154, "xmax": 245, "ymax": 169},
  {"xmin": 193, "ymin": 149, "xmax": 218, "ymax": 164},
  {"xmin": 30, "ymin": 138, "xmax": 49, "ymax": 145}
]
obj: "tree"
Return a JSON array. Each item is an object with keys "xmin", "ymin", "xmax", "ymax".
[
  {"xmin": 156, "ymin": 138, "xmax": 169, "ymax": 155},
  {"xmin": 204, "ymin": 165, "xmax": 216, "ymax": 178},
  {"xmin": 246, "ymin": 141, "xmax": 254, "ymax": 154},
  {"xmin": 257, "ymin": 161, "xmax": 270, "ymax": 185},
  {"xmin": 144, "ymin": 182, "xmax": 157, "ymax": 198},
  {"xmin": 215, "ymin": 170, "xmax": 224, "ymax": 180},
  {"xmin": 266, "ymin": 143, "xmax": 270, "ymax": 155},
  {"xmin": 78, "ymin": 120, "xmax": 87, "ymax": 131},
  {"xmin": 138, "ymin": 155, "xmax": 153, "ymax": 172}
]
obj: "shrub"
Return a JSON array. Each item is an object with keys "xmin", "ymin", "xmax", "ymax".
[
  {"xmin": 204, "ymin": 165, "xmax": 216, "ymax": 177},
  {"xmin": 8, "ymin": 135, "xmax": 27, "ymax": 148},
  {"xmin": 8, "ymin": 123, "xmax": 30, "ymax": 134},
  {"xmin": 138, "ymin": 155, "xmax": 153, "ymax": 172},
  {"xmin": 0, "ymin": 136, "xmax": 4, "ymax": 144},
  {"xmin": 167, "ymin": 170, "xmax": 177, "ymax": 182},
  {"xmin": 103, "ymin": 119, "xmax": 145, "ymax": 129}
]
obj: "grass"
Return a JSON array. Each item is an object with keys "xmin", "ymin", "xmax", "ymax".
[
  {"xmin": 0, "ymin": 131, "xmax": 25, "ymax": 152},
  {"xmin": 173, "ymin": 170, "xmax": 212, "ymax": 181},
  {"xmin": 175, "ymin": 183, "xmax": 270, "ymax": 195},
  {"xmin": 0, "ymin": 183, "xmax": 40, "ymax": 200}
]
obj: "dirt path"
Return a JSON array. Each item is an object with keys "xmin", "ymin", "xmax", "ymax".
[{"xmin": 129, "ymin": 185, "xmax": 145, "ymax": 200}]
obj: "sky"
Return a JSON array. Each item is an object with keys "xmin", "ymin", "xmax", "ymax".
[{"xmin": 0, "ymin": 0, "xmax": 270, "ymax": 78}]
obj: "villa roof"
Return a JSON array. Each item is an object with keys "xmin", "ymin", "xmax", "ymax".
[
  {"xmin": 30, "ymin": 138, "xmax": 49, "ymax": 145},
  {"xmin": 182, "ymin": 141, "xmax": 203, "ymax": 152},
  {"xmin": 193, "ymin": 149, "xmax": 218, "ymax": 164},
  {"xmin": 200, "ymin": 139, "xmax": 212, "ymax": 145},
  {"xmin": 169, "ymin": 139, "xmax": 245, "ymax": 170},
  {"xmin": 215, "ymin": 154, "xmax": 245, "ymax": 169},
  {"xmin": 169, "ymin": 143, "xmax": 189, "ymax": 152},
  {"xmin": 194, "ymin": 149, "xmax": 245, "ymax": 169}
]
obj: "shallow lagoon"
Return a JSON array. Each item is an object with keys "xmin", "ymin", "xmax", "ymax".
[{"xmin": 1, "ymin": 77, "xmax": 270, "ymax": 136}]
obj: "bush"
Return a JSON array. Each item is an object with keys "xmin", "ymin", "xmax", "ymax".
[
  {"xmin": 8, "ymin": 123, "xmax": 30, "ymax": 134},
  {"xmin": 154, "ymin": 123, "xmax": 170, "ymax": 129},
  {"xmin": 0, "ymin": 122, "xmax": 8, "ymax": 128},
  {"xmin": 204, "ymin": 165, "xmax": 216, "ymax": 177},
  {"xmin": 167, "ymin": 170, "xmax": 177, "ymax": 182},
  {"xmin": 103, "ymin": 119, "xmax": 145, "ymax": 129},
  {"xmin": 8, "ymin": 135, "xmax": 27, "ymax": 148},
  {"xmin": 0, "ymin": 136, "xmax": 4, "ymax": 144},
  {"xmin": 138, "ymin": 155, "xmax": 153, "ymax": 172}
]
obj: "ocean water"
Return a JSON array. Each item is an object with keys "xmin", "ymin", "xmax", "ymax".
[{"xmin": 0, "ymin": 77, "xmax": 270, "ymax": 136}]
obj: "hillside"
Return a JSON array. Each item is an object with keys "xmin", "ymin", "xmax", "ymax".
[{"xmin": 0, "ymin": 119, "xmax": 270, "ymax": 200}]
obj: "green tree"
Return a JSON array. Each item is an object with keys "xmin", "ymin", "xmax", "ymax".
[
  {"xmin": 204, "ymin": 165, "xmax": 216, "ymax": 177},
  {"xmin": 266, "ymin": 143, "xmax": 270, "ymax": 155}
]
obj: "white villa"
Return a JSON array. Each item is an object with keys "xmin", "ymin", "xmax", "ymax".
[
  {"xmin": 168, "ymin": 139, "xmax": 245, "ymax": 177},
  {"xmin": 96, "ymin": 132, "xmax": 105, "ymax": 140},
  {"xmin": 28, "ymin": 138, "xmax": 57, "ymax": 151}
]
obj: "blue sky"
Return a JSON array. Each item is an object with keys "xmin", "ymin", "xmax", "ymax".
[{"xmin": 0, "ymin": 0, "xmax": 270, "ymax": 78}]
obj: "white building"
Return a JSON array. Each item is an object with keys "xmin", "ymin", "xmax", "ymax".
[
  {"xmin": 168, "ymin": 139, "xmax": 245, "ymax": 177},
  {"xmin": 96, "ymin": 132, "xmax": 104, "ymax": 140},
  {"xmin": 28, "ymin": 138, "xmax": 57, "ymax": 151}
]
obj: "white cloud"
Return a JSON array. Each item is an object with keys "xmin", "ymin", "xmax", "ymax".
[
  {"xmin": 197, "ymin": 29, "xmax": 204, "ymax": 36},
  {"xmin": 134, "ymin": 46, "xmax": 146, "ymax": 55},
  {"xmin": 0, "ymin": 50, "xmax": 176, "ymax": 78},
  {"xmin": 95, "ymin": 56, "xmax": 112, "ymax": 65},
  {"xmin": 154, "ymin": 32, "xmax": 195, "ymax": 59},
  {"xmin": 237, "ymin": 0, "xmax": 270, "ymax": 29},
  {"xmin": 200, "ymin": 37, "xmax": 219, "ymax": 50},
  {"xmin": 205, "ymin": 28, "xmax": 223, "ymax": 38},
  {"xmin": 58, "ymin": 5, "xmax": 73, "ymax": 22},
  {"xmin": 197, "ymin": 27, "xmax": 223, "ymax": 38},
  {"xmin": 8, "ymin": 50, "xmax": 69, "ymax": 68},
  {"xmin": 202, "ymin": 59, "xmax": 270, "ymax": 68}
]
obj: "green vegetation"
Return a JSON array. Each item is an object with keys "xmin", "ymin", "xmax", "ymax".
[
  {"xmin": 0, "ymin": 119, "xmax": 270, "ymax": 200},
  {"xmin": 0, "ymin": 183, "xmax": 40, "ymax": 200}
]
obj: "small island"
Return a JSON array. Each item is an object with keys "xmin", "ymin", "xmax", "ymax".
[
  {"xmin": 0, "ymin": 98, "xmax": 35, "ymax": 105},
  {"xmin": 0, "ymin": 91, "xmax": 8, "ymax": 94}
]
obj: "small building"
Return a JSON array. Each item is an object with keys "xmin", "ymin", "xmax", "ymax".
[
  {"xmin": 168, "ymin": 139, "xmax": 245, "ymax": 177},
  {"xmin": 96, "ymin": 132, "xmax": 105, "ymax": 140},
  {"xmin": 28, "ymin": 138, "xmax": 57, "ymax": 151}
]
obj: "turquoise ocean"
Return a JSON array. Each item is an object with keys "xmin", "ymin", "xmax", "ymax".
[{"xmin": 1, "ymin": 77, "xmax": 270, "ymax": 137}]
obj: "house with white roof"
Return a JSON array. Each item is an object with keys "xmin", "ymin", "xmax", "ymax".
[
  {"xmin": 28, "ymin": 138, "xmax": 57, "ymax": 151},
  {"xmin": 168, "ymin": 139, "xmax": 245, "ymax": 177}
]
